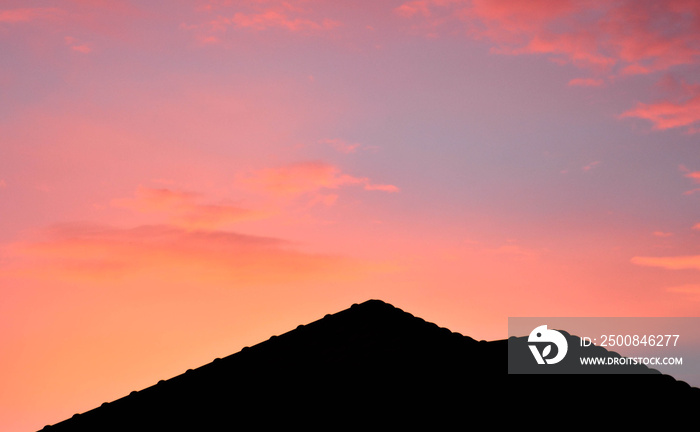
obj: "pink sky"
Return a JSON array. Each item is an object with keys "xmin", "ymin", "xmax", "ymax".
[{"xmin": 2, "ymin": 1, "xmax": 700, "ymax": 430}]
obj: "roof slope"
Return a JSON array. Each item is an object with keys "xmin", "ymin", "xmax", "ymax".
[{"xmin": 42, "ymin": 299, "xmax": 699, "ymax": 430}]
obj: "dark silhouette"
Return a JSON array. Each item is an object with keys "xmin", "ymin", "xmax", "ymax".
[{"xmin": 41, "ymin": 300, "xmax": 699, "ymax": 430}]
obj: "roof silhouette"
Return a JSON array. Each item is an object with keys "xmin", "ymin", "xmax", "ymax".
[{"xmin": 41, "ymin": 299, "xmax": 700, "ymax": 430}]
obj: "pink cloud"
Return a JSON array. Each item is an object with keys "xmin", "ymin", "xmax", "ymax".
[
  {"xmin": 396, "ymin": 1, "xmax": 432, "ymax": 18},
  {"xmin": 396, "ymin": 1, "xmax": 700, "ymax": 133},
  {"xmin": 631, "ymin": 255, "xmax": 700, "ymax": 270},
  {"xmin": 196, "ymin": 2, "xmax": 341, "ymax": 34},
  {"xmin": 0, "ymin": 8, "xmax": 59, "ymax": 23},
  {"xmin": 679, "ymin": 166, "xmax": 700, "ymax": 193},
  {"xmin": 363, "ymin": 183, "xmax": 400, "ymax": 193},
  {"xmin": 684, "ymin": 171, "xmax": 700, "ymax": 182},
  {"xmin": 318, "ymin": 138, "xmax": 362, "ymax": 154},
  {"xmin": 450, "ymin": 1, "xmax": 699, "ymax": 73},
  {"xmin": 693, "ymin": 223, "xmax": 700, "ymax": 230},
  {"xmin": 0, "ymin": 179, "xmax": 6, "ymax": 189},
  {"xmin": 65, "ymin": 36, "xmax": 92, "ymax": 53},
  {"xmin": 232, "ymin": 9, "xmax": 339, "ymax": 32},
  {"xmin": 197, "ymin": 34, "xmax": 221, "ymax": 45},
  {"xmin": 71, "ymin": 44, "xmax": 91, "ymax": 53},
  {"xmin": 239, "ymin": 161, "xmax": 399, "ymax": 197},
  {"xmin": 582, "ymin": 161, "xmax": 601, "ymax": 172},
  {"xmin": 568, "ymin": 78, "xmax": 604, "ymax": 87},
  {"xmin": 620, "ymin": 90, "xmax": 700, "ymax": 132},
  {"xmin": 185, "ymin": 2, "xmax": 342, "ymax": 47},
  {"xmin": 652, "ymin": 231, "xmax": 673, "ymax": 237}
]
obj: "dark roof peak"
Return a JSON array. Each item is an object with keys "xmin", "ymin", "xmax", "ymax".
[{"xmin": 42, "ymin": 299, "xmax": 700, "ymax": 431}]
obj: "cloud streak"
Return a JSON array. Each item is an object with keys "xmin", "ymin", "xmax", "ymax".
[
  {"xmin": 199, "ymin": 1, "xmax": 340, "ymax": 36},
  {"xmin": 680, "ymin": 166, "xmax": 700, "ymax": 193},
  {"xmin": 568, "ymin": 78, "xmax": 604, "ymax": 87},
  {"xmin": 238, "ymin": 161, "xmax": 399, "ymax": 198},
  {"xmin": 112, "ymin": 187, "xmax": 267, "ymax": 230},
  {"xmin": 0, "ymin": 8, "xmax": 60, "ymax": 23},
  {"xmin": 0, "ymin": 223, "xmax": 367, "ymax": 285},
  {"xmin": 231, "ymin": 10, "xmax": 340, "ymax": 32},
  {"xmin": 318, "ymin": 138, "xmax": 362, "ymax": 154},
  {"xmin": 631, "ymin": 255, "xmax": 700, "ymax": 270}
]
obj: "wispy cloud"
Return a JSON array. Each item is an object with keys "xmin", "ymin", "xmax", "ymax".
[
  {"xmin": 231, "ymin": 10, "xmax": 340, "ymax": 32},
  {"xmin": 679, "ymin": 165, "xmax": 700, "ymax": 194},
  {"xmin": 395, "ymin": 1, "xmax": 432, "ymax": 18},
  {"xmin": 0, "ymin": 223, "xmax": 367, "ymax": 285},
  {"xmin": 582, "ymin": 161, "xmax": 601, "ymax": 172},
  {"xmin": 397, "ymin": 0, "xmax": 700, "ymax": 75},
  {"xmin": 112, "ymin": 187, "xmax": 267, "ymax": 230},
  {"xmin": 631, "ymin": 255, "xmax": 700, "ymax": 270},
  {"xmin": 0, "ymin": 8, "xmax": 60, "ymax": 23},
  {"xmin": 238, "ymin": 161, "xmax": 399, "ymax": 198},
  {"xmin": 363, "ymin": 183, "xmax": 400, "ymax": 193},
  {"xmin": 620, "ymin": 86, "xmax": 700, "ymax": 132},
  {"xmin": 396, "ymin": 0, "xmax": 700, "ymax": 132},
  {"xmin": 197, "ymin": 1, "xmax": 340, "ymax": 36},
  {"xmin": 568, "ymin": 78, "xmax": 604, "ymax": 87},
  {"xmin": 318, "ymin": 138, "xmax": 362, "ymax": 154},
  {"xmin": 65, "ymin": 36, "xmax": 91, "ymax": 53},
  {"xmin": 652, "ymin": 231, "xmax": 673, "ymax": 237},
  {"xmin": 684, "ymin": 171, "xmax": 700, "ymax": 182}
]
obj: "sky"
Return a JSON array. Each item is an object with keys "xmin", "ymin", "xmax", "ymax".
[{"xmin": 1, "ymin": 0, "xmax": 700, "ymax": 429}]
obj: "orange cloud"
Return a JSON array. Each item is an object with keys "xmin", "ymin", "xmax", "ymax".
[
  {"xmin": 693, "ymin": 223, "xmax": 700, "ymax": 230},
  {"xmin": 0, "ymin": 223, "xmax": 369, "ymax": 285},
  {"xmin": 652, "ymin": 231, "xmax": 673, "ymax": 237},
  {"xmin": 112, "ymin": 187, "xmax": 266, "ymax": 230},
  {"xmin": 239, "ymin": 161, "xmax": 399, "ymax": 197},
  {"xmin": 631, "ymin": 255, "xmax": 700, "ymax": 270}
]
